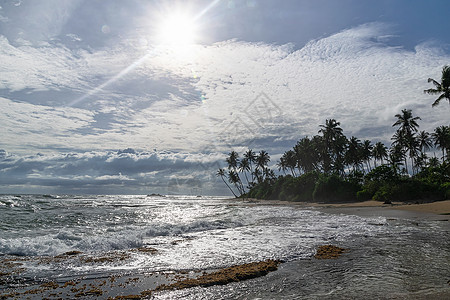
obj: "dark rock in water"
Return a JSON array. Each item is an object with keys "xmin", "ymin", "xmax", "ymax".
[
  {"xmin": 62, "ymin": 251, "xmax": 83, "ymax": 256},
  {"xmin": 151, "ymin": 259, "xmax": 281, "ymax": 292},
  {"xmin": 133, "ymin": 247, "xmax": 158, "ymax": 254},
  {"xmin": 147, "ymin": 193, "xmax": 165, "ymax": 197},
  {"xmin": 314, "ymin": 245, "xmax": 347, "ymax": 259}
]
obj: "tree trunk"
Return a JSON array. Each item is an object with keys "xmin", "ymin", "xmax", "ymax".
[{"xmin": 221, "ymin": 176, "xmax": 237, "ymax": 197}]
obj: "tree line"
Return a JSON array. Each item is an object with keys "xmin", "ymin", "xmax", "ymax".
[{"xmin": 217, "ymin": 65, "xmax": 450, "ymax": 202}]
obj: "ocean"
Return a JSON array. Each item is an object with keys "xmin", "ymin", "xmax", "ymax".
[{"xmin": 0, "ymin": 194, "xmax": 449, "ymax": 299}]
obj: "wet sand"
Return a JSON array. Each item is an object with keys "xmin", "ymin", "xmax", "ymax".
[{"xmin": 239, "ymin": 199, "xmax": 450, "ymax": 221}]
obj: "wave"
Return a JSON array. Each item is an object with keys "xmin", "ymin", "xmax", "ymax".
[{"xmin": 0, "ymin": 218, "xmax": 242, "ymax": 256}]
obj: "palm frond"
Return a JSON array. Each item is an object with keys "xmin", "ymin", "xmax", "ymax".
[
  {"xmin": 424, "ymin": 88, "xmax": 441, "ymax": 95},
  {"xmin": 427, "ymin": 78, "xmax": 441, "ymax": 88},
  {"xmin": 432, "ymin": 93, "xmax": 447, "ymax": 107}
]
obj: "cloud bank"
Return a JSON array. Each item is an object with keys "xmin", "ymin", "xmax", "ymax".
[{"xmin": 1, "ymin": 22, "xmax": 449, "ymax": 194}]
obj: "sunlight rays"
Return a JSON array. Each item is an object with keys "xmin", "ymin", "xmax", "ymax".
[{"xmin": 69, "ymin": 0, "xmax": 220, "ymax": 108}]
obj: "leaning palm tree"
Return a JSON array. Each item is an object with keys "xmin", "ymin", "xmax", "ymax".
[
  {"xmin": 424, "ymin": 65, "xmax": 450, "ymax": 107},
  {"xmin": 228, "ymin": 170, "xmax": 244, "ymax": 196},
  {"xmin": 226, "ymin": 151, "xmax": 244, "ymax": 193},
  {"xmin": 216, "ymin": 169, "xmax": 237, "ymax": 197}
]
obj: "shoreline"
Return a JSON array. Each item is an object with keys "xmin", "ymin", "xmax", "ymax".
[{"xmin": 237, "ymin": 198, "xmax": 450, "ymax": 221}]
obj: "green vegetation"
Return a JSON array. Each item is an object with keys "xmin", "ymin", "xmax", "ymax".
[{"xmin": 218, "ymin": 66, "xmax": 450, "ymax": 203}]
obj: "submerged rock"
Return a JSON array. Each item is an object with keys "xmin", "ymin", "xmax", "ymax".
[
  {"xmin": 152, "ymin": 259, "xmax": 281, "ymax": 292},
  {"xmin": 314, "ymin": 245, "xmax": 347, "ymax": 259}
]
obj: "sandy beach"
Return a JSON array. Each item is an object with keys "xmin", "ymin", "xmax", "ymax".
[{"xmin": 240, "ymin": 199, "xmax": 450, "ymax": 220}]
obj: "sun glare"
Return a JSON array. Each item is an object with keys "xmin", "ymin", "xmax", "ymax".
[{"xmin": 157, "ymin": 12, "xmax": 197, "ymax": 46}]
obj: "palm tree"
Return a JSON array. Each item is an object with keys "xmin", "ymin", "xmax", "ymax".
[
  {"xmin": 432, "ymin": 125, "xmax": 450, "ymax": 162},
  {"xmin": 277, "ymin": 156, "xmax": 288, "ymax": 175},
  {"xmin": 361, "ymin": 140, "xmax": 373, "ymax": 172},
  {"xmin": 333, "ymin": 135, "xmax": 348, "ymax": 175},
  {"xmin": 282, "ymin": 150, "xmax": 297, "ymax": 176},
  {"xmin": 216, "ymin": 169, "xmax": 237, "ymax": 197},
  {"xmin": 393, "ymin": 109, "xmax": 421, "ymax": 137},
  {"xmin": 318, "ymin": 119, "xmax": 344, "ymax": 173},
  {"xmin": 346, "ymin": 136, "xmax": 362, "ymax": 172},
  {"xmin": 372, "ymin": 142, "xmax": 388, "ymax": 167},
  {"xmin": 389, "ymin": 144, "xmax": 405, "ymax": 174},
  {"xmin": 226, "ymin": 151, "xmax": 240, "ymax": 171},
  {"xmin": 428, "ymin": 156, "xmax": 440, "ymax": 168},
  {"xmin": 417, "ymin": 131, "xmax": 433, "ymax": 153},
  {"xmin": 294, "ymin": 137, "xmax": 319, "ymax": 174},
  {"xmin": 226, "ymin": 151, "xmax": 244, "ymax": 193},
  {"xmin": 228, "ymin": 170, "xmax": 244, "ymax": 196},
  {"xmin": 392, "ymin": 109, "xmax": 421, "ymax": 174},
  {"xmin": 243, "ymin": 149, "xmax": 256, "ymax": 182},
  {"xmin": 238, "ymin": 158, "xmax": 251, "ymax": 188},
  {"xmin": 415, "ymin": 152, "xmax": 428, "ymax": 172},
  {"xmin": 255, "ymin": 150, "xmax": 270, "ymax": 182},
  {"xmin": 424, "ymin": 65, "xmax": 450, "ymax": 107}
]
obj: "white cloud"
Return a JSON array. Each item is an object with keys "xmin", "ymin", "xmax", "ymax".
[{"xmin": 1, "ymin": 22, "xmax": 450, "ymax": 194}]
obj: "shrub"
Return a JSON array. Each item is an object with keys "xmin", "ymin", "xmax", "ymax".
[{"xmin": 313, "ymin": 174, "xmax": 360, "ymax": 202}]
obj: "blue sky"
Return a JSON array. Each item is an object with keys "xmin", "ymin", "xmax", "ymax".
[{"xmin": 0, "ymin": 0, "xmax": 449, "ymax": 195}]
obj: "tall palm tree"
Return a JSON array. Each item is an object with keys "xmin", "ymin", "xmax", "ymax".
[
  {"xmin": 243, "ymin": 149, "xmax": 256, "ymax": 182},
  {"xmin": 393, "ymin": 109, "xmax": 421, "ymax": 137},
  {"xmin": 432, "ymin": 125, "xmax": 450, "ymax": 162},
  {"xmin": 318, "ymin": 119, "xmax": 344, "ymax": 173},
  {"xmin": 277, "ymin": 156, "xmax": 288, "ymax": 175},
  {"xmin": 238, "ymin": 158, "xmax": 251, "ymax": 188},
  {"xmin": 424, "ymin": 65, "xmax": 450, "ymax": 107},
  {"xmin": 226, "ymin": 151, "xmax": 240, "ymax": 171},
  {"xmin": 417, "ymin": 131, "xmax": 433, "ymax": 153},
  {"xmin": 216, "ymin": 169, "xmax": 237, "ymax": 197},
  {"xmin": 372, "ymin": 142, "xmax": 388, "ymax": 167},
  {"xmin": 392, "ymin": 109, "xmax": 421, "ymax": 174},
  {"xmin": 361, "ymin": 140, "xmax": 373, "ymax": 172},
  {"xmin": 389, "ymin": 144, "xmax": 405, "ymax": 174},
  {"xmin": 283, "ymin": 150, "xmax": 297, "ymax": 176},
  {"xmin": 226, "ymin": 151, "xmax": 244, "ymax": 193},
  {"xmin": 415, "ymin": 152, "xmax": 428, "ymax": 173},
  {"xmin": 345, "ymin": 136, "xmax": 362, "ymax": 172},
  {"xmin": 294, "ymin": 137, "xmax": 319, "ymax": 174},
  {"xmin": 255, "ymin": 150, "xmax": 270, "ymax": 182}
]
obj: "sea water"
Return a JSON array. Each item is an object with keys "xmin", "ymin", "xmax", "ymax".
[{"xmin": 0, "ymin": 194, "xmax": 449, "ymax": 299}]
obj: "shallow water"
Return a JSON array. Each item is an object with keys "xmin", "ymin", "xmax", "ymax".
[{"xmin": 1, "ymin": 195, "xmax": 449, "ymax": 299}]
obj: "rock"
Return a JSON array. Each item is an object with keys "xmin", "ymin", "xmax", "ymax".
[{"xmin": 314, "ymin": 245, "xmax": 347, "ymax": 259}]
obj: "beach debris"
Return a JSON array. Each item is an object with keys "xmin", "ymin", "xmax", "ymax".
[{"xmin": 314, "ymin": 245, "xmax": 347, "ymax": 259}]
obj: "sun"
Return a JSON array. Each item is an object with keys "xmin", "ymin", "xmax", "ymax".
[{"xmin": 156, "ymin": 12, "xmax": 197, "ymax": 46}]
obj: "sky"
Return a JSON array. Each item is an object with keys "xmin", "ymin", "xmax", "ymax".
[{"xmin": 0, "ymin": 0, "xmax": 449, "ymax": 195}]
